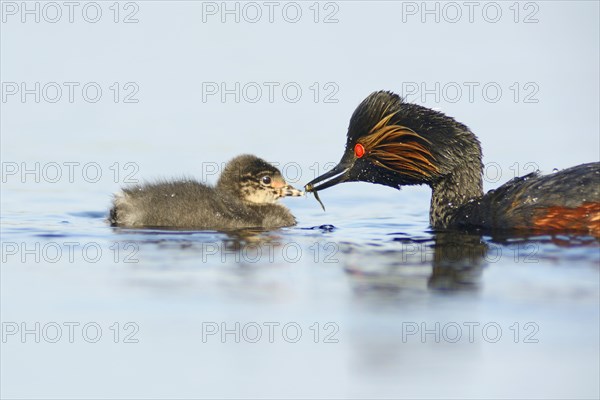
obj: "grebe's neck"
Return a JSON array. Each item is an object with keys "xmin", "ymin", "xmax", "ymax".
[{"xmin": 429, "ymin": 157, "xmax": 483, "ymax": 228}]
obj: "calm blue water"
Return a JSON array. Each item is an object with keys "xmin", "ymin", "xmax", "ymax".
[
  {"xmin": 2, "ymin": 1, "xmax": 599, "ymax": 398},
  {"xmin": 1, "ymin": 179, "xmax": 599, "ymax": 398}
]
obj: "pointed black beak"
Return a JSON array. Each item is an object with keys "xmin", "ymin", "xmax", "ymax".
[{"xmin": 305, "ymin": 159, "xmax": 353, "ymax": 192}]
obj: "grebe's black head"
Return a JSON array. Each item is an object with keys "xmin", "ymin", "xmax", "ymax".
[
  {"xmin": 218, "ymin": 155, "xmax": 303, "ymax": 204},
  {"xmin": 305, "ymin": 91, "xmax": 482, "ymax": 192}
]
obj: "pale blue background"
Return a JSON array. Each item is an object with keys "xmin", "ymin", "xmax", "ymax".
[{"xmin": 1, "ymin": 1, "xmax": 599, "ymax": 398}]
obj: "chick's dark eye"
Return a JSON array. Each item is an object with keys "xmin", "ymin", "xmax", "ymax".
[{"xmin": 261, "ymin": 176, "xmax": 272, "ymax": 185}]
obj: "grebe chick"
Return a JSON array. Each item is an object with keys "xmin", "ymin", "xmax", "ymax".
[{"xmin": 110, "ymin": 155, "xmax": 303, "ymax": 230}]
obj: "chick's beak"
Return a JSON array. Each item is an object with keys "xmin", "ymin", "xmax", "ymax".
[
  {"xmin": 272, "ymin": 177, "xmax": 304, "ymax": 197},
  {"xmin": 281, "ymin": 184, "xmax": 304, "ymax": 197},
  {"xmin": 305, "ymin": 158, "xmax": 353, "ymax": 192}
]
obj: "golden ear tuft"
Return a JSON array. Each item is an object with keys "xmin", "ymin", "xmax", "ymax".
[{"xmin": 358, "ymin": 113, "xmax": 439, "ymax": 180}]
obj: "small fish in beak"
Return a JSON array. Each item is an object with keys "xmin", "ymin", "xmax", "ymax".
[
  {"xmin": 305, "ymin": 183, "xmax": 326, "ymax": 212},
  {"xmin": 313, "ymin": 190, "xmax": 326, "ymax": 212}
]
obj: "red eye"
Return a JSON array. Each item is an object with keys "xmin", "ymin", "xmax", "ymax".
[{"xmin": 354, "ymin": 143, "xmax": 365, "ymax": 158}]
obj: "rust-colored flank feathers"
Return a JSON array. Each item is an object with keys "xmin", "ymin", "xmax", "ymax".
[
  {"xmin": 531, "ymin": 202, "xmax": 600, "ymax": 237},
  {"xmin": 357, "ymin": 113, "xmax": 439, "ymax": 180}
]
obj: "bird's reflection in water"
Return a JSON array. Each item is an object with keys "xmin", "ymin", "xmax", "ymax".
[
  {"xmin": 210, "ymin": 228, "xmax": 282, "ymax": 256},
  {"xmin": 427, "ymin": 231, "xmax": 487, "ymax": 290},
  {"xmin": 343, "ymin": 230, "xmax": 598, "ymax": 297},
  {"xmin": 111, "ymin": 226, "xmax": 295, "ymax": 271},
  {"xmin": 343, "ymin": 231, "xmax": 488, "ymax": 296},
  {"xmin": 112, "ymin": 226, "xmax": 281, "ymax": 249},
  {"xmin": 111, "ymin": 225, "xmax": 597, "ymax": 299},
  {"xmin": 111, "ymin": 226, "xmax": 303, "ymax": 301}
]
